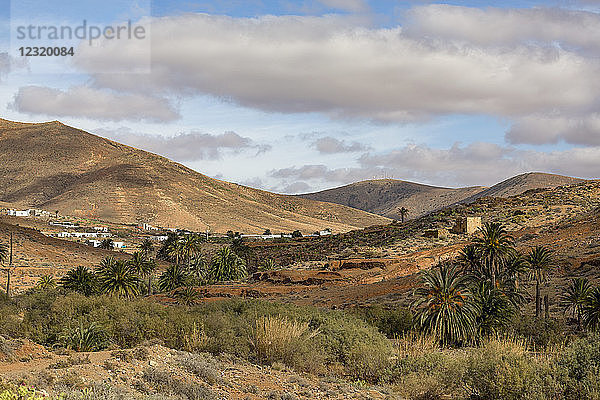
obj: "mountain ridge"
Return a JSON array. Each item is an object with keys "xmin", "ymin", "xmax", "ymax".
[
  {"xmin": 299, "ymin": 173, "xmax": 586, "ymax": 220},
  {"xmin": 0, "ymin": 118, "xmax": 390, "ymax": 233}
]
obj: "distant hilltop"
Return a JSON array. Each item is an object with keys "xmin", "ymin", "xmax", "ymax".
[{"xmin": 299, "ymin": 172, "xmax": 586, "ymax": 220}]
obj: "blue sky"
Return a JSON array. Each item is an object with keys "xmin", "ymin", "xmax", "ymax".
[{"xmin": 1, "ymin": 0, "xmax": 600, "ymax": 193}]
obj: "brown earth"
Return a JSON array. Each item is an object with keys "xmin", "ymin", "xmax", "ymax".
[
  {"xmin": 0, "ymin": 218, "xmax": 135, "ymax": 292},
  {"xmin": 0, "ymin": 118, "xmax": 389, "ymax": 234},
  {"xmin": 168, "ymin": 180, "xmax": 600, "ymax": 310}
]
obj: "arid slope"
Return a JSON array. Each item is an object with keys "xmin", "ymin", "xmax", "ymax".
[
  {"xmin": 0, "ymin": 119, "xmax": 389, "ymax": 233},
  {"xmin": 299, "ymin": 173, "xmax": 585, "ymax": 219}
]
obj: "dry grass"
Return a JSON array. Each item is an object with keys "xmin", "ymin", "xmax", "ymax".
[
  {"xmin": 250, "ymin": 315, "xmax": 319, "ymax": 365},
  {"xmin": 394, "ymin": 331, "xmax": 439, "ymax": 359},
  {"xmin": 183, "ymin": 322, "xmax": 211, "ymax": 353}
]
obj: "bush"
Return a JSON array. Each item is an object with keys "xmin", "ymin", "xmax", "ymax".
[
  {"xmin": 2, "ymin": 293, "xmax": 392, "ymax": 381},
  {"xmin": 556, "ymin": 334, "xmax": 600, "ymax": 399},
  {"xmin": 507, "ymin": 314, "xmax": 567, "ymax": 349},
  {"xmin": 463, "ymin": 338, "xmax": 560, "ymax": 400},
  {"xmin": 390, "ymin": 337, "xmax": 569, "ymax": 400},
  {"xmin": 354, "ymin": 305, "xmax": 413, "ymax": 338},
  {"xmin": 0, "ymin": 385, "xmax": 48, "ymax": 400},
  {"xmin": 142, "ymin": 367, "xmax": 219, "ymax": 399}
]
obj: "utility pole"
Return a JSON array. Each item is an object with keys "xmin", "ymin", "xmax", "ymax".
[{"xmin": 6, "ymin": 232, "xmax": 12, "ymax": 297}]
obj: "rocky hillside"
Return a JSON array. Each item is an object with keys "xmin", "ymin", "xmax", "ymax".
[
  {"xmin": 0, "ymin": 119, "xmax": 389, "ymax": 233},
  {"xmin": 299, "ymin": 173, "xmax": 585, "ymax": 220},
  {"xmin": 460, "ymin": 172, "xmax": 584, "ymax": 204}
]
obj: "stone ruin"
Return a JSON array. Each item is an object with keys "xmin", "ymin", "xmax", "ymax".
[{"xmin": 451, "ymin": 216, "xmax": 482, "ymax": 235}]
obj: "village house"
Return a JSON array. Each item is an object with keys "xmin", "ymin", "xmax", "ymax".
[
  {"xmin": 6, "ymin": 209, "xmax": 30, "ymax": 217},
  {"xmin": 87, "ymin": 240, "xmax": 125, "ymax": 248}
]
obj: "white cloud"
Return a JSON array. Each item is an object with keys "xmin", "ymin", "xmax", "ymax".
[
  {"xmin": 506, "ymin": 114, "xmax": 600, "ymax": 146},
  {"xmin": 270, "ymin": 143, "xmax": 600, "ymax": 189},
  {"xmin": 405, "ymin": 5, "xmax": 600, "ymax": 53},
  {"xmin": 312, "ymin": 136, "xmax": 369, "ymax": 153},
  {"xmin": 0, "ymin": 52, "xmax": 28, "ymax": 80},
  {"xmin": 72, "ymin": 12, "xmax": 600, "ymax": 125},
  {"xmin": 317, "ymin": 0, "xmax": 368, "ymax": 13},
  {"xmin": 94, "ymin": 127, "xmax": 271, "ymax": 161},
  {"xmin": 280, "ymin": 181, "xmax": 312, "ymax": 193},
  {"xmin": 10, "ymin": 86, "xmax": 179, "ymax": 122}
]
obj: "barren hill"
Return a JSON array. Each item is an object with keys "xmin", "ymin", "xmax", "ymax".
[
  {"xmin": 0, "ymin": 119, "xmax": 389, "ymax": 233},
  {"xmin": 460, "ymin": 172, "xmax": 584, "ymax": 204},
  {"xmin": 299, "ymin": 173, "xmax": 586, "ymax": 220},
  {"xmin": 299, "ymin": 179, "xmax": 485, "ymax": 220}
]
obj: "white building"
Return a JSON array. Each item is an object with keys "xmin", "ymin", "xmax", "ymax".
[
  {"xmin": 241, "ymin": 233, "xmax": 292, "ymax": 240},
  {"xmin": 138, "ymin": 223, "xmax": 159, "ymax": 231},
  {"xmin": 55, "ymin": 232, "xmax": 111, "ymax": 239},
  {"xmin": 87, "ymin": 240, "xmax": 125, "ymax": 248},
  {"xmin": 49, "ymin": 221, "xmax": 79, "ymax": 228},
  {"xmin": 7, "ymin": 209, "xmax": 30, "ymax": 217},
  {"xmin": 149, "ymin": 235, "xmax": 169, "ymax": 241}
]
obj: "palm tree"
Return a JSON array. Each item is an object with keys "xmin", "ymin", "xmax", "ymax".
[
  {"xmin": 128, "ymin": 252, "xmax": 157, "ymax": 296},
  {"xmin": 458, "ymin": 244, "xmax": 481, "ymax": 274},
  {"xmin": 36, "ymin": 275, "xmax": 56, "ymax": 290},
  {"xmin": 99, "ymin": 238, "xmax": 114, "ymax": 250},
  {"xmin": 560, "ymin": 278, "xmax": 592, "ymax": 329},
  {"xmin": 60, "ymin": 266, "xmax": 97, "ymax": 296},
  {"xmin": 166, "ymin": 239, "xmax": 185, "ymax": 265},
  {"xmin": 139, "ymin": 239, "xmax": 154, "ymax": 258},
  {"xmin": 208, "ymin": 247, "xmax": 247, "ymax": 283},
  {"xmin": 180, "ymin": 235, "xmax": 203, "ymax": 266},
  {"xmin": 412, "ymin": 264, "xmax": 479, "ymax": 345},
  {"xmin": 501, "ymin": 250, "xmax": 527, "ymax": 288},
  {"xmin": 473, "ymin": 281, "xmax": 514, "ymax": 337},
  {"xmin": 583, "ymin": 287, "xmax": 600, "ymax": 331},
  {"xmin": 157, "ymin": 232, "xmax": 179, "ymax": 261},
  {"xmin": 186, "ymin": 254, "xmax": 208, "ymax": 285},
  {"xmin": 398, "ymin": 207, "xmax": 409, "ymax": 223},
  {"xmin": 96, "ymin": 257, "xmax": 140, "ymax": 298},
  {"xmin": 163, "ymin": 234, "xmax": 204, "ymax": 267},
  {"xmin": 158, "ymin": 264, "xmax": 189, "ymax": 292},
  {"xmin": 174, "ymin": 286, "xmax": 200, "ymax": 306},
  {"xmin": 525, "ymin": 246, "xmax": 553, "ymax": 318},
  {"xmin": 472, "ymin": 222, "xmax": 514, "ymax": 288}
]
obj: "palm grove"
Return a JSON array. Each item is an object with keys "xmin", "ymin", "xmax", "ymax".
[
  {"xmin": 57, "ymin": 233, "xmax": 246, "ymax": 303},
  {"xmin": 4, "ymin": 221, "xmax": 600, "ymax": 346},
  {"xmin": 412, "ymin": 222, "xmax": 600, "ymax": 345}
]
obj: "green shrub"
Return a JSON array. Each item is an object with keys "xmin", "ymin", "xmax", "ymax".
[
  {"xmin": 463, "ymin": 338, "xmax": 560, "ymax": 400},
  {"xmin": 557, "ymin": 334, "xmax": 600, "ymax": 399},
  {"xmin": 507, "ymin": 314, "xmax": 567, "ymax": 349},
  {"xmin": 59, "ymin": 322, "xmax": 107, "ymax": 352},
  {"xmin": 354, "ymin": 305, "xmax": 413, "ymax": 338},
  {"xmin": 4, "ymin": 293, "xmax": 392, "ymax": 381}
]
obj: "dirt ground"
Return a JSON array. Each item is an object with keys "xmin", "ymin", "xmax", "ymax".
[{"xmin": 0, "ymin": 341, "xmax": 393, "ymax": 399}]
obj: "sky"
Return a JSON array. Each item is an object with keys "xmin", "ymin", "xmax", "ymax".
[{"xmin": 1, "ymin": 0, "xmax": 600, "ymax": 193}]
